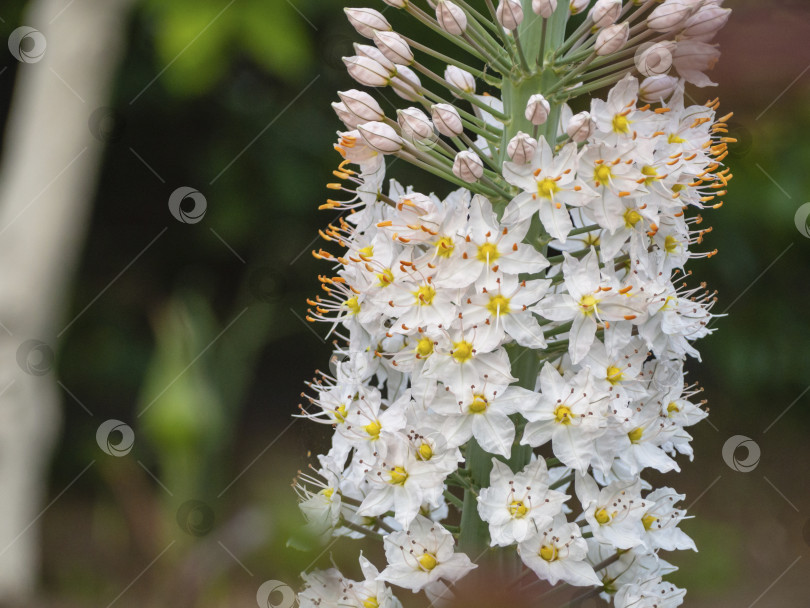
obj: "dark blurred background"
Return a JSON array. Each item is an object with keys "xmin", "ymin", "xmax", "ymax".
[{"xmin": 0, "ymin": 0, "xmax": 807, "ymax": 606}]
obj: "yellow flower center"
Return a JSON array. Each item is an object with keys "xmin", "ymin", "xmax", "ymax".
[
  {"xmin": 452, "ymin": 340, "xmax": 474, "ymax": 363},
  {"xmin": 595, "ymin": 508, "xmax": 612, "ymax": 525},
  {"xmin": 364, "ymin": 420, "xmax": 382, "ymax": 438},
  {"xmin": 476, "ymin": 242, "xmax": 500, "ymax": 263},
  {"xmin": 537, "ymin": 177, "xmax": 560, "ymax": 199},
  {"xmin": 417, "ymin": 443, "xmax": 433, "ymax": 461},
  {"xmin": 389, "ymin": 466, "xmax": 408, "ymax": 485},
  {"xmin": 486, "ymin": 294, "xmax": 511, "ymax": 317},
  {"xmin": 628, "ymin": 427, "xmax": 644, "ymax": 443},
  {"xmin": 664, "ymin": 235, "xmax": 679, "ymax": 253},
  {"xmin": 641, "ymin": 165, "xmax": 658, "ymax": 186},
  {"xmin": 583, "ymin": 232, "xmax": 601, "ymax": 247},
  {"xmin": 435, "ymin": 236, "xmax": 455, "ymax": 258},
  {"xmin": 672, "ymin": 183, "xmax": 686, "ymax": 193},
  {"xmin": 377, "ymin": 268, "xmax": 394, "ymax": 287},
  {"xmin": 418, "ymin": 553, "xmax": 438, "ymax": 571},
  {"xmin": 612, "ymin": 114, "xmax": 631, "ymax": 134},
  {"xmin": 579, "ymin": 294, "xmax": 599, "ymax": 315},
  {"xmin": 642, "ymin": 514, "xmax": 658, "ymax": 531},
  {"xmin": 594, "ymin": 164, "xmax": 613, "ymax": 185},
  {"xmin": 606, "ymin": 365, "xmax": 624, "ymax": 385},
  {"xmin": 509, "ymin": 500, "xmax": 529, "ymax": 518},
  {"xmin": 416, "ymin": 336, "xmax": 434, "ymax": 358},
  {"xmin": 414, "ymin": 284, "xmax": 436, "ymax": 306},
  {"xmin": 468, "ymin": 394, "xmax": 489, "ymax": 414},
  {"xmin": 345, "ymin": 296, "xmax": 361, "ymax": 315},
  {"xmin": 540, "ymin": 544, "xmax": 558, "ymax": 562},
  {"xmin": 667, "ymin": 402, "xmax": 680, "ymax": 416},
  {"xmin": 320, "ymin": 487, "xmax": 335, "ymax": 499},
  {"xmin": 554, "ymin": 405, "xmax": 574, "ymax": 425},
  {"xmin": 334, "ymin": 403, "xmax": 348, "ymax": 424},
  {"xmin": 363, "ymin": 597, "xmax": 380, "ymax": 608},
  {"xmin": 623, "ymin": 208, "xmax": 642, "ymax": 228},
  {"xmin": 668, "ymin": 133, "xmax": 686, "ymax": 144},
  {"xmin": 358, "ymin": 245, "xmax": 374, "ymax": 258}
]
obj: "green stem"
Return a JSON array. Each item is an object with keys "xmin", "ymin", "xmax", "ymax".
[{"xmin": 459, "ymin": 439, "xmax": 492, "ymax": 556}]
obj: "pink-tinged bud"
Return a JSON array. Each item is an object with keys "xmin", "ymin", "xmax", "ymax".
[
  {"xmin": 569, "ymin": 0, "xmax": 589, "ymax": 16},
  {"xmin": 496, "ymin": 0, "xmax": 524, "ymax": 30},
  {"xmin": 357, "ymin": 121, "xmax": 404, "ymax": 154},
  {"xmin": 532, "ymin": 0, "xmax": 557, "ymax": 18},
  {"xmin": 453, "ymin": 151, "xmax": 483, "ymax": 183},
  {"xmin": 647, "ymin": 1, "xmax": 697, "ymax": 33},
  {"xmin": 634, "ymin": 41, "xmax": 675, "ymax": 77},
  {"xmin": 673, "ymin": 40, "xmax": 720, "ymax": 87},
  {"xmin": 566, "ymin": 111, "xmax": 594, "ymax": 143},
  {"xmin": 354, "ymin": 43, "xmax": 396, "ymax": 72},
  {"xmin": 639, "ymin": 75, "xmax": 679, "ymax": 103},
  {"xmin": 344, "ymin": 8, "xmax": 392, "ymax": 39},
  {"xmin": 382, "ymin": 0, "xmax": 408, "ymax": 7},
  {"xmin": 343, "ymin": 56, "xmax": 391, "ymax": 87},
  {"xmin": 391, "ymin": 65, "xmax": 422, "ymax": 101},
  {"xmin": 595, "ymin": 22, "xmax": 629, "ymax": 56},
  {"xmin": 681, "ymin": 6, "xmax": 731, "ymax": 41},
  {"xmin": 431, "ymin": 103, "xmax": 463, "ymax": 137},
  {"xmin": 445, "ymin": 65, "xmax": 476, "ymax": 96},
  {"xmin": 507, "ymin": 132, "xmax": 537, "ymax": 164},
  {"xmin": 332, "ymin": 102, "xmax": 358, "ymax": 129},
  {"xmin": 373, "ymin": 31, "xmax": 413, "ymax": 65},
  {"xmin": 338, "ymin": 89, "xmax": 385, "ymax": 123},
  {"xmin": 336, "ymin": 130, "xmax": 380, "ymax": 165},
  {"xmin": 589, "ymin": 0, "xmax": 622, "ymax": 28},
  {"xmin": 436, "ymin": 1, "xmax": 468, "ymax": 35},
  {"xmin": 398, "ymin": 107, "xmax": 434, "ymax": 142},
  {"xmin": 525, "ymin": 94, "xmax": 550, "ymax": 126}
]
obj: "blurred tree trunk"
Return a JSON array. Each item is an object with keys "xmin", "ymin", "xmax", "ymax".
[{"xmin": 0, "ymin": 0, "xmax": 134, "ymax": 601}]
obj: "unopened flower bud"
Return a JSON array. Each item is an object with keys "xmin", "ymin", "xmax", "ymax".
[
  {"xmin": 398, "ymin": 107, "xmax": 434, "ymax": 142},
  {"xmin": 354, "ymin": 43, "xmax": 396, "ymax": 72},
  {"xmin": 496, "ymin": 0, "xmax": 524, "ymax": 30},
  {"xmin": 344, "ymin": 8, "xmax": 392, "ymax": 39},
  {"xmin": 331, "ymin": 102, "xmax": 358, "ymax": 129},
  {"xmin": 507, "ymin": 132, "xmax": 537, "ymax": 164},
  {"xmin": 357, "ymin": 121, "xmax": 404, "ymax": 154},
  {"xmin": 681, "ymin": 6, "xmax": 731, "ymax": 40},
  {"xmin": 343, "ymin": 55, "xmax": 391, "ymax": 87},
  {"xmin": 453, "ymin": 150, "xmax": 484, "ymax": 183},
  {"xmin": 647, "ymin": 0, "xmax": 697, "ymax": 33},
  {"xmin": 445, "ymin": 66, "xmax": 476, "ymax": 96},
  {"xmin": 382, "ymin": 0, "xmax": 407, "ymax": 7},
  {"xmin": 338, "ymin": 89, "xmax": 385, "ymax": 123},
  {"xmin": 595, "ymin": 22, "xmax": 629, "ymax": 56},
  {"xmin": 525, "ymin": 94, "xmax": 550, "ymax": 126},
  {"xmin": 431, "ymin": 103, "xmax": 463, "ymax": 137},
  {"xmin": 566, "ymin": 111, "xmax": 594, "ymax": 143},
  {"xmin": 373, "ymin": 31, "xmax": 414, "ymax": 65},
  {"xmin": 589, "ymin": 0, "xmax": 622, "ymax": 28},
  {"xmin": 435, "ymin": 1, "xmax": 468, "ymax": 35},
  {"xmin": 391, "ymin": 65, "xmax": 422, "ymax": 101},
  {"xmin": 532, "ymin": 0, "xmax": 557, "ymax": 18},
  {"xmin": 569, "ymin": 0, "xmax": 589, "ymax": 16},
  {"xmin": 639, "ymin": 75, "xmax": 679, "ymax": 103},
  {"xmin": 635, "ymin": 41, "xmax": 675, "ymax": 77}
]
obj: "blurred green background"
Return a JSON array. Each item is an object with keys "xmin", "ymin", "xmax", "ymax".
[{"xmin": 0, "ymin": 0, "xmax": 808, "ymax": 606}]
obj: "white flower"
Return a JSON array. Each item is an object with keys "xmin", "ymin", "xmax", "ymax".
[
  {"xmin": 639, "ymin": 487, "xmax": 696, "ymax": 552},
  {"xmin": 614, "ymin": 576, "xmax": 686, "ymax": 608},
  {"xmin": 478, "ymin": 458, "xmax": 568, "ymax": 546},
  {"xmin": 378, "ymin": 516, "xmax": 476, "ymax": 592},
  {"xmin": 576, "ymin": 473, "xmax": 649, "ymax": 550},
  {"xmin": 517, "ymin": 514, "xmax": 601, "ymax": 586}
]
